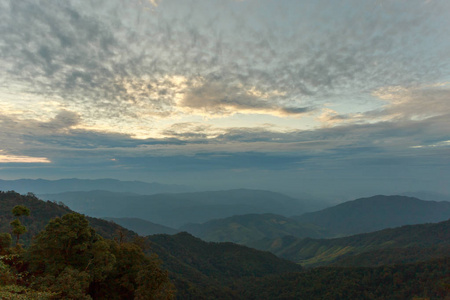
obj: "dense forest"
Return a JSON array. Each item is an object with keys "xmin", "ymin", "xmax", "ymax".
[
  {"xmin": 0, "ymin": 191, "xmax": 449, "ymax": 299},
  {"xmin": 252, "ymin": 218, "xmax": 450, "ymax": 267},
  {"xmin": 0, "ymin": 192, "xmax": 174, "ymax": 299}
]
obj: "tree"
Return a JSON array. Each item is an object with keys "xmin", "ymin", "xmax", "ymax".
[
  {"xmin": 27, "ymin": 213, "xmax": 112, "ymax": 276},
  {"xmin": 12, "ymin": 205, "xmax": 31, "ymax": 218},
  {"xmin": 0, "ymin": 233, "xmax": 12, "ymax": 254},
  {"xmin": 27, "ymin": 213, "xmax": 174, "ymax": 299},
  {"xmin": 10, "ymin": 205, "xmax": 30, "ymax": 246},
  {"xmin": 135, "ymin": 258, "xmax": 175, "ymax": 300}
]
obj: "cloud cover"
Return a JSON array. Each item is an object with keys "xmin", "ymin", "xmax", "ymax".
[{"xmin": 1, "ymin": 0, "xmax": 450, "ymax": 197}]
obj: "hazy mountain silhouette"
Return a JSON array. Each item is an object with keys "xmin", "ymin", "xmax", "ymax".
[
  {"xmin": 0, "ymin": 178, "xmax": 191, "ymax": 195},
  {"xmin": 104, "ymin": 217, "xmax": 179, "ymax": 235},
  {"xmin": 400, "ymin": 191, "xmax": 450, "ymax": 202},
  {"xmin": 41, "ymin": 189, "xmax": 306, "ymax": 227},
  {"xmin": 292, "ymin": 195, "xmax": 450, "ymax": 236}
]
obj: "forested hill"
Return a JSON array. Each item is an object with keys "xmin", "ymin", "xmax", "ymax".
[
  {"xmin": 253, "ymin": 218, "xmax": 450, "ymax": 267},
  {"xmin": 181, "ymin": 213, "xmax": 328, "ymax": 246},
  {"xmin": 236, "ymin": 257, "xmax": 450, "ymax": 299},
  {"xmin": 147, "ymin": 232, "xmax": 303, "ymax": 299},
  {"xmin": 0, "ymin": 191, "xmax": 136, "ymax": 245},
  {"xmin": 293, "ymin": 195, "xmax": 450, "ymax": 236},
  {"xmin": 0, "ymin": 191, "xmax": 304, "ymax": 299}
]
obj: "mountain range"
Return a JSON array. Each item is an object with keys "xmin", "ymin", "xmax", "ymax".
[
  {"xmin": 1, "ymin": 190, "xmax": 449, "ymax": 299},
  {"xmin": 181, "ymin": 213, "xmax": 328, "ymax": 245},
  {"xmin": 292, "ymin": 195, "xmax": 450, "ymax": 236},
  {"xmin": 252, "ymin": 218, "xmax": 450, "ymax": 267},
  {"xmin": 40, "ymin": 189, "xmax": 306, "ymax": 227},
  {"xmin": 104, "ymin": 217, "xmax": 179, "ymax": 235},
  {"xmin": 0, "ymin": 178, "xmax": 191, "ymax": 195}
]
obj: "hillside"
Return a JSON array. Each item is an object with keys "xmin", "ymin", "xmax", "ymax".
[
  {"xmin": 104, "ymin": 217, "xmax": 179, "ymax": 235},
  {"xmin": 181, "ymin": 213, "xmax": 327, "ymax": 246},
  {"xmin": 293, "ymin": 195, "xmax": 450, "ymax": 236},
  {"xmin": 147, "ymin": 232, "xmax": 303, "ymax": 299},
  {"xmin": 0, "ymin": 191, "xmax": 136, "ymax": 245},
  {"xmin": 0, "ymin": 191, "xmax": 304, "ymax": 299},
  {"xmin": 2, "ymin": 190, "xmax": 449, "ymax": 299},
  {"xmin": 253, "ymin": 218, "xmax": 450, "ymax": 267},
  {"xmin": 237, "ymin": 257, "xmax": 450, "ymax": 299},
  {"xmin": 0, "ymin": 178, "xmax": 190, "ymax": 195},
  {"xmin": 41, "ymin": 189, "xmax": 306, "ymax": 227}
]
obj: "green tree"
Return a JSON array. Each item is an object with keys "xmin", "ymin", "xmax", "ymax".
[
  {"xmin": 10, "ymin": 205, "xmax": 30, "ymax": 247},
  {"xmin": 26, "ymin": 213, "xmax": 114, "ymax": 298},
  {"xmin": 90, "ymin": 239, "xmax": 175, "ymax": 299},
  {"xmin": 135, "ymin": 258, "xmax": 175, "ymax": 300},
  {"xmin": 27, "ymin": 213, "xmax": 174, "ymax": 299},
  {"xmin": 11, "ymin": 205, "xmax": 31, "ymax": 218},
  {"xmin": 0, "ymin": 233, "xmax": 12, "ymax": 254},
  {"xmin": 27, "ymin": 213, "xmax": 113, "ymax": 276}
]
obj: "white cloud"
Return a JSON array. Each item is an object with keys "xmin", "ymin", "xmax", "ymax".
[{"xmin": 0, "ymin": 151, "xmax": 50, "ymax": 163}]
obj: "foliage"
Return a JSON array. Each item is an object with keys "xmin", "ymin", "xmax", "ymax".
[
  {"xmin": 237, "ymin": 258, "xmax": 450, "ymax": 299},
  {"xmin": 255, "ymin": 218, "xmax": 450, "ymax": 267},
  {"xmin": 12, "ymin": 205, "xmax": 30, "ymax": 218},
  {"xmin": 0, "ymin": 285, "xmax": 57, "ymax": 299},
  {"xmin": 0, "ymin": 233, "xmax": 12, "ymax": 254},
  {"xmin": 147, "ymin": 232, "xmax": 303, "ymax": 299},
  {"xmin": 1, "ymin": 190, "xmax": 449, "ymax": 299},
  {"xmin": 25, "ymin": 212, "xmax": 174, "ymax": 299},
  {"xmin": 10, "ymin": 205, "xmax": 31, "ymax": 246},
  {"xmin": 0, "ymin": 260, "xmax": 16, "ymax": 285},
  {"xmin": 0, "ymin": 191, "xmax": 136, "ymax": 246}
]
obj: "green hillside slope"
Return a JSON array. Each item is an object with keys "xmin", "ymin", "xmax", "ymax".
[
  {"xmin": 254, "ymin": 219, "xmax": 450, "ymax": 267},
  {"xmin": 181, "ymin": 213, "xmax": 327, "ymax": 245}
]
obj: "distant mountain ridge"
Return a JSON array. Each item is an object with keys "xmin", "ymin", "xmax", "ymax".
[
  {"xmin": 181, "ymin": 213, "xmax": 328, "ymax": 246},
  {"xmin": 293, "ymin": 195, "xmax": 450, "ymax": 236},
  {"xmin": 179, "ymin": 195, "xmax": 450, "ymax": 249},
  {"xmin": 0, "ymin": 178, "xmax": 191, "ymax": 195},
  {"xmin": 41, "ymin": 189, "xmax": 307, "ymax": 228},
  {"xmin": 400, "ymin": 191, "xmax": 450, "ymax": 202},
  {"xmin": 104, "ymin": 217, "xmax": 179, "ymax": 235}
]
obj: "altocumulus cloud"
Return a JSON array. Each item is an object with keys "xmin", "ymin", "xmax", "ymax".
[
  {"xmin": 0, "ymin": 0, "xmax": 450, "ymax": 195},
  {"xmin": 1, "ymin": 0, "xmax": 449, "ymax": 126}
]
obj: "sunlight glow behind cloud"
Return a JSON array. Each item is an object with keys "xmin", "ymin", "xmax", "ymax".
[
  {"xmin": 0, "ymin": 151, "xmax": 51, "ymax": 164},
  {"xmin": 1, "ymin": 0, "xmax": 450, "ymax": 195}
]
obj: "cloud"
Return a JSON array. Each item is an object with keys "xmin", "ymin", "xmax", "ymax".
[
  {"xmin": 317, "ymin": 83, "xmax": 450, "ymax": 127},
  {"xmin": 180, "ymin": 80, "xmax": 311, "ymax": 116},
  {"xmin": 0, "ymin": 0, "xmax": 450, "ymax": 194},
  {"xmin": 0, "ymin": 151, "xmax": 50, "ymax": 164},
  {"xmin": 374, "ymin": 83, "xmax": 450, "ymax": 119},
  {"xmin": 1, "ymin": 0, "xmax": 449, "ymax": 129}
]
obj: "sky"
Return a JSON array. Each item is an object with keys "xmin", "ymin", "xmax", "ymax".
[{"xmin": 1, "ymin": 0, "xmax": 450, "ymax": 199}]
